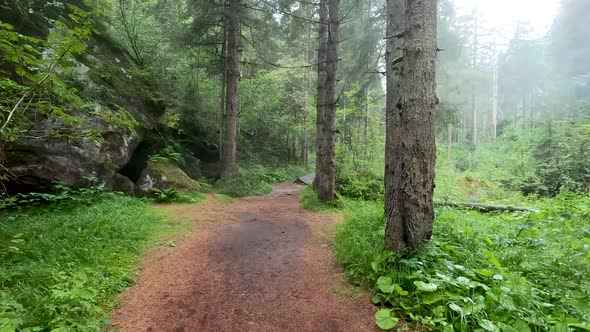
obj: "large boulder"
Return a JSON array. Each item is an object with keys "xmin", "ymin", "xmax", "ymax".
[
  {"xmin": 0, "ymin": 2, "xmax": 164, "ymax": 194},
  {"xmin": 135, "ymin": 160, "xmax": 200, "ymax": 196}
]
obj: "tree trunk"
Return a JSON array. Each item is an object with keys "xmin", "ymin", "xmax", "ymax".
[
  {"xmin": 314, "ymin": 0, "xmax": 328, "ymax": 191},
  {"xmin": 384, "ymin": 0, "xmax": 405, "ymax": 244},
  {"xmin": 491, "ymin": 62, "xmax": 498, "ymax": 141},
  {"xmin": 447, "ymin": 123, "xmax": 452, "ymax": 160},
  {"xmin": 220, "ymin": 0, "xmax": 241, "ymax": 179},
  {"xmin": 316, "ymin": 0, "xmax": 339, "ymax": 201},
  {"xmin": 471, "ymin": 14, "xmax": 478, "ymax": 147},
  {"xmin": 219, "ymin": 24, "xmax": 227, "ymax": 161},
  {"xmin": 471, "ymin": 88, "xmax": 477, "ymax": 146},
  {"xmin": 384, "ymin": 0, "xmax": 438, "ymax": 254}
]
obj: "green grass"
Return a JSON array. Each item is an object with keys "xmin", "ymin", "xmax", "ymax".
[
  {"xmin": 0, "ymin": 194, "xmax": 189, "ymax": 331},
  {"xmin": 333, "ymin": 192, "xmax": 590, "ymax": 331},
  {"xmin": 213, "ymin": 164, "xmax": 308, "ymax": 197},
  {"xmin": 299, "ymin": 186, "xmax": 344, "ymax": 211}
]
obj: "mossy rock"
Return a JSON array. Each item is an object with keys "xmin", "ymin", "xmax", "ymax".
[{"xmin": 136, "ymin": 159, "xmax": 200, "ymax": 196}]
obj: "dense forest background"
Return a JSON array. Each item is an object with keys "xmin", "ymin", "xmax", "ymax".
[
  {"xmin": 1, "ymin": 0, "xmax": 588, "ymax": 197},
  {"xmin": 1, "ymin": 0, "xmax": 589, "ymax": 331}
]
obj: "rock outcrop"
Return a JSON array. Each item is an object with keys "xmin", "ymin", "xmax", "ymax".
[{"xmin": 0, "ymin": 1, "xmax": 165, "ymax": 194}]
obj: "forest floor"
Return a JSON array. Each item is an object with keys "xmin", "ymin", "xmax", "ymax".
[{"xmin": 111, "ymin": 182, "xmax": 378, "ymax": 331}]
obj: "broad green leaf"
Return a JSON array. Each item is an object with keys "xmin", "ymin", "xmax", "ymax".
[
  {"xmin": 449, "ymin": 303, "xmax": 463, "ymax": 314},
  {"xmin": 475, "ymin": 269, "xmax": 495, "ymax": 277},
  {"xmin": 377, "ymin": 276, "xmax": 395, "ymax": 294},
  {"xmin": 393, "ymin": 284, "xmax": 408, "ymax": 296},
  {"xmin": 423, "ymin": 292, "xmax": 443, "ymax": 304},
  {"xmin": 375, "ymin": 309, "xmax": 399, "ymax": 330},
  {"xmin": 569, "ymin": 324, "xmax": 590, "ymax": 330},
  {"xmin": 512, "ymin": 319, "xmax": 531, "ymax": 332},
  {"xmin": 552, "ymin": 322, "xmax": 569, "ymax": 332},
  {"xmin": 479, "ymin": 319, "xmax": 499, "ymax": 331},
  {"xmin": 414, "ymin": 281, "xmax": 438, "ymax": 292}
]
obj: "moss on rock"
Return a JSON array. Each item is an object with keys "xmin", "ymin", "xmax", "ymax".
[{"xmin": 136, "ymin": 159, "xmax": 200, "ymax": 196}]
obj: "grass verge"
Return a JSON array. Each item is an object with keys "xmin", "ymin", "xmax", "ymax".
[
  {"xmin": 213, "ymin": 164, "xmax": 308, "ymax": 197},
  {"xmin": 299, "ymin": 186, "xmax": 345, "ymax": 211},
  {"xmin": 0, "ymin": 194, "xmax": 191, "ymax": 331},
  {"xmin": 333, "ymin": 192, "xmax": 590, "ymax": 331}
]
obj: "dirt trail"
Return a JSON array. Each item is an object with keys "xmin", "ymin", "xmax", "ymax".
[{"xmin": 112, "ymin": 182, "xmax": 378, "ymax": 332}]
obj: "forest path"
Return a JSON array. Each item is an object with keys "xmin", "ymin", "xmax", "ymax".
[{"xmin": 111, "ymin": 182, "xmax": 378, "ymax": 332}]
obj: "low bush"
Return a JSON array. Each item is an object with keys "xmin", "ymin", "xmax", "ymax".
[
  {"xmin": 213, "ymin": 164, "xmax": 307, "ymax": 197},
  {"xmin": 334, "ymin": 193, "xmax": 590, "ymax": 331},
  {"xmin": 336, "ymin": 169, "xmax": 384, "ymax": 201},
  {"xmin": 0, "ymin": 177, "xmax": 107, "ymax": 210},
  {"xmin": 299, "ymin": 186, "xmax": 344, "ymax": 211},
  {"xmin": 150, "ymin": 188, "xmax": 204, "ymax": 204}
]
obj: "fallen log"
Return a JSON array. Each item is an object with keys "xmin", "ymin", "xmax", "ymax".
[{"xmin": 435, "ymin": 200, "xmax": 539, "ymax": 213}]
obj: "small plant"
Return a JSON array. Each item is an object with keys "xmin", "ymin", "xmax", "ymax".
[
  {"xmin": 300, "ymin": 186, "xmax": 344, "ymax": 211},
  {"xmin": 151, "ymin": 188, "xmax": 180, "ymax": 202},
  {"xmin": 148, "ymin": 146, "xmax": 184, "ymax": 165},
  {"xmin": 0, "ymin": 177, "xmax": 108, "ymax": 210},
  {"xmin": 150, "ymin": 188, "xmax": 203, "ymax": 204}
]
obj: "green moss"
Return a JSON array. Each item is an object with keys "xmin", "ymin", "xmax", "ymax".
[
  {"xmin": 82, "ymin": 34, "xmax": 164, "ymax": 126},
  {"xmin": 147, "ymin": 159, "xmax": 201, "ymax": 192}
]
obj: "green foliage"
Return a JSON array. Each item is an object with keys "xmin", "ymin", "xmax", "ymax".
[
  {"xmin": 299, "ymin": 186, "xmax": 344, "ymax": 211},
  {"xmin": 0, "ymin": 194, "xmax": 179, "ymax": 331},
  {"xmin": 0, "ymin": 177, "xmax": 107, "ymax": 209},
  {"xmin": 150, "ymin": 188, "xmax": 204, "ymax": 204},
  {"xmin": 334, "ymin": 194, "xmax": 590, "ymax": 331},
  {"xmin": 336, "ymin": 169, "xmax": 384, "ymax": 201},
  {"xmin": 0, "ymin": 0, "xmax": 141, "ymax": 158},
  {"xmin": 213, "ymin": 165, "xmax": 306, "ymax": 197},
  {"xmin": 444, "ymin": 111, "xmax": 590, "ymax": 198},
  {"xmin": 148, "ymin": 145, "xmax": 185, "ymax": 165}
]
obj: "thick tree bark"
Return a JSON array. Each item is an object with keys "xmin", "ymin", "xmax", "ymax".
[
  {"xmin": 384, "ymin": 0, "xmax": 405, "ymax": 248},
  {"xmin": 220, "ymin": 0, "xmax": 241, "ymax": 179},
  {"xmin": 315, "ymin": 0, "xmax": 339, "ymax": 201},
  {"xmin": 384, "ymin": 0, "xmax": 438, "ymax": 254},
  {"xmin": 314, "ymin": 0, "xmax": 328, "ymax": 191},
  {"xmin": 218, "ymin": 24, "xmax": 227, "ymax": 161}
]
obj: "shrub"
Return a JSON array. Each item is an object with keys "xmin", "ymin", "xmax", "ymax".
[
  {"xmin": 336, "ymin": 169, "xmax": 384, "ymax": 201},
  {"xmin": 213, "ymin": 165, "xmax": 306, "ymax": 197},
  {"xmin": 334, "ymin": 194, "xmax": 590, "ymax": 331}
]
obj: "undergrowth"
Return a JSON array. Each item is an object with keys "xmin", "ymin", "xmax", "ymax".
[
  {"xmin": 150, "ymin": 188, "xmax": 205, "ymax": 204},
  {"xmin": 333, "ymin": 193, "xmax": 590, "ymax": 331},
  {"xmin": 0, "ymin": 194, "xmax": 185, "ymax": 331},
  {"xmin": 213, "ymin": 164, "xmax": 307, "ymax": 197},
  {"xmin": 300, "ymin": 186, "xmax": 344, "ymax": 211}
]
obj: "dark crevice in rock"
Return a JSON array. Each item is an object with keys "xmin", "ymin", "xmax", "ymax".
[{"xmin": 118, "ymin": 140, "xmax": 153, "ymax": 183}]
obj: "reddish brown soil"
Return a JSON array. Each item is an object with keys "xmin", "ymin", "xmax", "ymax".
[{"xmin": 111, "ymin": 182, "xmax": 378, "ymax": 332}]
